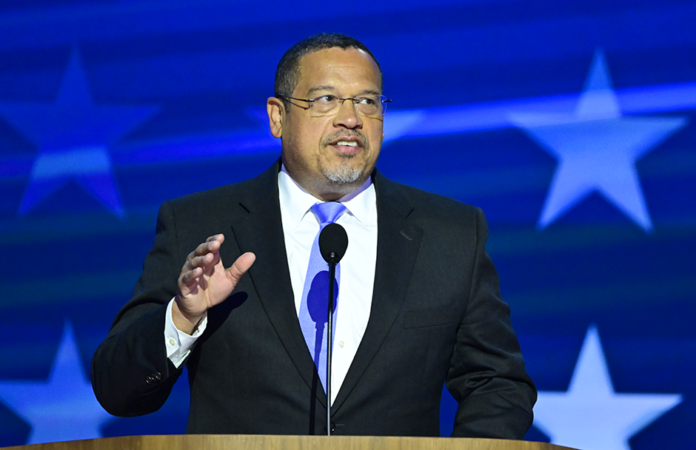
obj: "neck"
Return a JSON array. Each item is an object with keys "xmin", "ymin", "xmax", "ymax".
[
  {"xmin": 307, "ymin": 180, "xmax": 365, "ymax": 201},
  {"xmin": 280, "ymin": 164, "xmax": 372, "ymax": 202}
]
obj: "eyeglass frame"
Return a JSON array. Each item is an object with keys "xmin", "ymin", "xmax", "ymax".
[{"xmin": 275, "ymin": 93, "xmax": 392, "ymax": 117}]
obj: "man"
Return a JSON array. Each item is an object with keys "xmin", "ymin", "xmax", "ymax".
[{"xmin": 92, "ymin": 33, "xmax": 536, "ymax": 438}]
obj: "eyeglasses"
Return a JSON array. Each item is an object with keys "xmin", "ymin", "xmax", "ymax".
[{"xmin": 276, "ymin": 93, "xmax": 392, "ymax": 118}]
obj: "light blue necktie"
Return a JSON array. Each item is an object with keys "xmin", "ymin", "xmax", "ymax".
[{"xmin": 298, "ymin": 202, "xmax": 347, "ymax": 393}]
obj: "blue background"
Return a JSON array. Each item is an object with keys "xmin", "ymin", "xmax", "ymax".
[{"xmin": 0, "ymin": 1, "xmax": 694, "ymax": 449}]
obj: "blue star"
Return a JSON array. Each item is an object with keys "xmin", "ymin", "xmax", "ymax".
[
  {"xmin": 0, "ymin": 48, "xmax": 158, "ymax": 217},
  {"xmin": 511, "ymin": 50, "xmax": 688, "ymax": 231},
  {"xmin": 533, "ymin": 326, "xmax": 682, "ymax": 450},
  {"xmin": 0, "ymin": 321, "xmax": 113, "ymax": 444}
]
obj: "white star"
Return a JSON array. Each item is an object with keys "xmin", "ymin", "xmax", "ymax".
[
  {"xmin": 533, "ymin": 325, "xmax": 682, "ymax": 450},
  {"xmin": 0, "ymin": 321, "xmax": 113, "ymax": 444},
  {"xmin": 511, "ymin": 50, "xmax": 687, "ymax": 232}
]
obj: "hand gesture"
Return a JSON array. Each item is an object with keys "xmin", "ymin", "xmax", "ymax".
[{"xmin": 173, "ymin": 234, "xmax": 255, "ymax": 334}]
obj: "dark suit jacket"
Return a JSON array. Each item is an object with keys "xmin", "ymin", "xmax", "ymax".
[{"xmin": 91, "ymin": 161, "xmax": 536, "ymax": 438}]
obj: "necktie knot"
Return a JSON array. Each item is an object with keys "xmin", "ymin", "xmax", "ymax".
[{"xmin": 311, "ymin": 202, "xmax": 346, "ymax": 226}]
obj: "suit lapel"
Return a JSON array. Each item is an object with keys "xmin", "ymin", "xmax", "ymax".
[
  {"xmin": 332, "ymin": 172, "xmax": 423, "ymax": 413},
  {"xmin": 228, "ymin": 162, "xmax": 326, "ymax": 405}
]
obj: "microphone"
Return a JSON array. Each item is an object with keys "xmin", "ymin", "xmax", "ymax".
[
  {"xmin": 318, "ymin": 223, "xmax": 348, "ymax": 436},
  {"xmin": 319, "ymin": 223, "xmax": 348, "ymax": 264}
]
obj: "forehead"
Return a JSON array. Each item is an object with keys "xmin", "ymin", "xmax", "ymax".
[{"xmin": 294, "ymin": 47, "xmax": 382, "ymax": 94}]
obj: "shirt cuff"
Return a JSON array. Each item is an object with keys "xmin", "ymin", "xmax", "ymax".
[{"xmin": 165, "ymin": 298, "xmax": 208, "ymax": 368}]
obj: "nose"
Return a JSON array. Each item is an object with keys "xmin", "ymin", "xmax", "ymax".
[{"xmin": 332, "ymin": 99, "xmax": 363, "ymax": 129}]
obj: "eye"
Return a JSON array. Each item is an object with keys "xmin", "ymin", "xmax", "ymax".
[
  {"xmin": 356, "ymin": 96, "xmax": 378, "ymax": 106},
  {"xmin": 313, "ymin": 95, "xmax": 337, "ymax": 105}
]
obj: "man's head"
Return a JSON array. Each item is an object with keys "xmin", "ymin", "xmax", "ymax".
[{"xmin": 267, "ymin": 34, "xmax": 385, "ymax": 201}]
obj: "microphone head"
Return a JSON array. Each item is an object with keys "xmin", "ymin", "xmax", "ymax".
[{"xmin": 319, "ymin": 223, "xmax": 349, "ymax": 264}]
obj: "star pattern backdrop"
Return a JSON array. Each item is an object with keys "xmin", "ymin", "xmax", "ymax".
[{"xmin": 0, "ymin": 1, "xmax": 694, "ymax": 449}]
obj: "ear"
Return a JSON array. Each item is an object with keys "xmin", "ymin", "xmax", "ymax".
[{"xmin": 267, "ymin": 97, "xmax": 285, "ymax": 138}]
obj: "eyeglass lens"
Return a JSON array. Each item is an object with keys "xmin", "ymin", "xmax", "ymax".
[{"xmin": 310, "ymin": 95, "xmax": 386, "ymax": 117}]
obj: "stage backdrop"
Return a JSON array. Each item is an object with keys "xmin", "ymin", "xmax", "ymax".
[{"xmin": 0, "ymin": 1, "xmax": 694, "ymax": 449}]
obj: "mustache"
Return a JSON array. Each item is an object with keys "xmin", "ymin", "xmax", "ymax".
[{"xmin": 321, "ymin": 130, "xmax": 369, "ymax": 149}]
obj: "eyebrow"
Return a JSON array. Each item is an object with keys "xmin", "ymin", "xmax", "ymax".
[
  {"xmin": 306, "ymin": 86, "xmax": 382, "ymax": 96},
  {"xmin": 307, "ymin": 86, "xmax": 336, "ymax": 96},
  {"xmin": 357, "ymin": 89, "xmax": 382, "ymax": 96}
]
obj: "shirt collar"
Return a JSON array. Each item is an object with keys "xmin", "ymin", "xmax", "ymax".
[{"xmin": 278, "ymin": 165, "xmax": 377, "ymax": 230}]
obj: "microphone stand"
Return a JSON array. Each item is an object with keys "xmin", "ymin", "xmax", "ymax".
[
  {"xmin": 318, "ymin": 222, "xmax": 347, "ymax": 437},
  {"xmin": 326, "ymin": 250, "xmax": 337, "ymax": 436}
]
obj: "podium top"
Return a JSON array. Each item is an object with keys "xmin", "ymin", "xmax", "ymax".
[{"xmin": 1, "ymin": 434, "xmax": 578, "ymax": 450}]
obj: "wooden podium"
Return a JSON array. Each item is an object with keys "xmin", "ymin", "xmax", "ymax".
[{"xmin": 1, "ymin": 435, "xmax": 578, "ymax": 450}]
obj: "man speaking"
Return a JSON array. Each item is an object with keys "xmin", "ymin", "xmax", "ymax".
[{"xmin": 91, "ymin": 33, "xmax": 536, "ymax": 438}]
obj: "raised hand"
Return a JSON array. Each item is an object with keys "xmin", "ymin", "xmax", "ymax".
[{"xmin": 173, "ymin": 234, "xmax": 255, "ymax": 334}]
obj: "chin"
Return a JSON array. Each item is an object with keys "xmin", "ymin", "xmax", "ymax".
[{"xmin": 321, "ymin": 163, "xmax": 365, "ymax": 185}]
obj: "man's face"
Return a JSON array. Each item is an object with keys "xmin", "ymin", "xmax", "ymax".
[{"xmin": 267, "ymin": 47, "xmax": 384, "ymax": 200}]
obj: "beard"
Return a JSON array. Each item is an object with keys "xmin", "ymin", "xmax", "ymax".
[
  {"xmin": 319, "ymin": 130, "xmax": 370, "ymax": 185},
  {"xmin": 321, "ymin": 155, "xmax": 364, "ymax": 185}
]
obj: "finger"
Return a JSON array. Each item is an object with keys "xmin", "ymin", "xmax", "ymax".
[
  {"xmin": 188, "ymin": 252, "xmax": 215, "ymax": 269},
  {"xmin": 226, "ymin": 252, "xmax": 256, "ymax": 285},
  {"xmin": 180, "ymin": 266, "xmax": 203, "ymax": 287},
  {"xmin": 206, "ymin": 234, "xmax": 225, "ymax": 243},
  {"xmin": 192, "ymin": 240, "xmax": 215, "ymax": 257},
  {"xmin": 192, "ymin": 236, "xmax": 224, "ymax": 257},
  {"xmin": 202, "ymin": 234, "xmax": 225, "ymax": 251}
]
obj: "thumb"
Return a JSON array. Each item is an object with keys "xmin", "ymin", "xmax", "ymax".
[{"xmin": 226, "ymin": 252, "xmax": 256, "ymax": 285}]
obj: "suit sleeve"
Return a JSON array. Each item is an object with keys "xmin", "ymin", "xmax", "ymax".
[
  {"xmin": 446, "ymin": 208, "xmax": 537, "ymax": 439},
  {"xmin": 91, "ymin": 201, "xmax": 185, "ymax": 417}
]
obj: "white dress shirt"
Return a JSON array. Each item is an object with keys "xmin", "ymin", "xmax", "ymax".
[{"xmin": 165, "ymin": 165, "xmax": 378, "ymax": 405}]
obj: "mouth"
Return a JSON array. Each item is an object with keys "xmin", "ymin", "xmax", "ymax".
[{"xmin": 326, "ymin": 135, "xmax": 365, "ymax": 154}]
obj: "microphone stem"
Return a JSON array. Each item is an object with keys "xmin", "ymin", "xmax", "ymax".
[{"xmin": 326, "ymin": 255, "xmax": 336, "ymax": 436}]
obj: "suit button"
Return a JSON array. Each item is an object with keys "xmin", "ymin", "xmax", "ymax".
[
  {"xmin": 330, "ymin": 422, "xmax": 336, "ymax": 433},
  {"xmin": 146, "ymin": 372, "xmax": 161, "ymax": 385}
]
